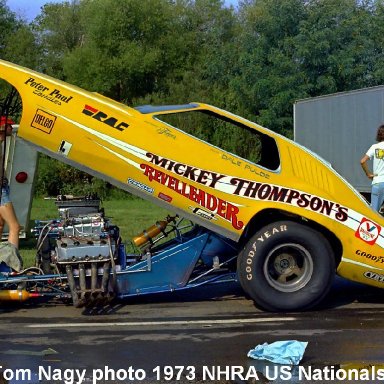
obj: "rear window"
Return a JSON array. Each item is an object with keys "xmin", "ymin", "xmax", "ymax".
[{"xmin": 155, "ymin": 110, "xmax": 280, "ymax": 171}]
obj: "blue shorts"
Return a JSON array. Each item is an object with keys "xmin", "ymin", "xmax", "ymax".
[{"xmin": 1, "ymin": 186, "xmax": 11, "ymax": 206}]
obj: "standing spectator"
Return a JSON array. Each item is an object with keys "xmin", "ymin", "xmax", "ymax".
[
  {"xmin": 360, "ymin": 124, "xmax": 384, "ymax": 212},
  {"xmin": 0, "ymin": 117, "xmax": 21, "ymax": 248}
]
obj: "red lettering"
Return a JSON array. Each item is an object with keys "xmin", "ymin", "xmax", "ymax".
[
  {"xmin": 140, "ymin": 163, "xmax": 244, "ymax": 230},
  {"xmin": 205, "ymin": 194, "xmax": 218, "ymax": 211},
  {"xmin": 216, "ymin": 198, "xmax": 227, "ymax": 218},
  {"xmin": 140, "ymin": 164, "xmax": 156, "ymax": 181},
  {"xmin": 226, "ymin": 203, "xmax": 244, "ymax": 230}
]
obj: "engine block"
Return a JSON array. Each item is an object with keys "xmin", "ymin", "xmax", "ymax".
[
  {"xmin": 54, "ymin": 213, "xmax": 118, "ymax": 264},
  {"xmin": 55, "ymin": 237, "xmax": 114, "ymax": 264}
]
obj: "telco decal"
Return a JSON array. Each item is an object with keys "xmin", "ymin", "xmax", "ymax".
[
  {"xmin": 355, "ymin": 218, "xmax": 381, "ymax": 245},
  {"xmin": 128, "ymin": 178, "xmax": 154, "ymax": 194},
  {"xmin": 356, "ymin": 250, "xmax": 384, "ymax": 263},
  {"xmin": 82, "ymin": 105, "xmax": 129, "ymax": 132},
  {"xmin": 31, "ymin": 109, "xmax": 56, "ymax": 134},
  {"xmin": 364, "ymin": 271, "xmax": 384, "ymax": 283},
  {"xmin": 25, "ymin": 78, "xmax": 73, "ymax": 105},
  {"xmin": 141, "ymin": 163, "xmax": 244, "ymax": 230}
]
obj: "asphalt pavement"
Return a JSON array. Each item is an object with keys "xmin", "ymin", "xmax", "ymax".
[{"xmin": 0, "ymin": 277, "xmax": 383, "ymax": 384}]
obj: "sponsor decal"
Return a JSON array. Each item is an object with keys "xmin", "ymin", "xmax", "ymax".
[
  {"xmin": 58, "ymin": 140, "xmax": 72, "ymax": 156},
  {"xmin": 31, "ymin": 109, "xmax": 56, "ymax": 134},
  {"xmin": 355, "ymin": 250, "xmax": 384, "ymax": 263},
  {"xmin": 190, "ymin": 207, "xmax": 217, "ymax": 222},
  {"xmin": 128, "ymin": 178, "xmax": 154, "ymax": 194},
  {"xmin": 355, "ymin": 218, "xmax": 381, "ymax": 245},
  {"xmin": 158, "ymin": 192, "xmax": 172, "ymax": 203},
  {"xmin": 230, "ymin": 179, "xmax": 349, "ymax": 222},
  {"xmin": 157, "ymin": 127, "xmax": 176, "ymax": 139},
  {"xmin": 82, "ymin": 105, "xmax": 129, "ymax": 132},
  {"xmin": 364, "ymin": 271, "xmax": 384, "ymax": 283},
  {"xmin": 141, "ymin": 163, "xmax": 244, "ymax": 230},
  {"xmin": 145, "ymin": 152, "xmax": 349, "ymax": 223},
  {"xmin": 25, "ymin": 77, "xmax": 73, "ymax": 105},
  {"xmin": 146, "ymin": 152, "xmax": 226, "ymax": 188}
]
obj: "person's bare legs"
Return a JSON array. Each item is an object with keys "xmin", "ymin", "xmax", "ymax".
[
  {"xmin": 0, "ymin": 214, "xmax": 4, "ymax": 239},
  {"xmin": 0, "ymin": 202, "xmax": 21, "ymax": 248}
]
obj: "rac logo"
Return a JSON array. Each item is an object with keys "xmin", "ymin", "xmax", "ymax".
[{"xmin": 82, "ymin": 105, "xmax": 129, "ymax": 132}]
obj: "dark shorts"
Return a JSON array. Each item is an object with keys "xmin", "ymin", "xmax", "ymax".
[{"xmin": 0, "ymin": 186, "xmax": 11, "ymax": 206}]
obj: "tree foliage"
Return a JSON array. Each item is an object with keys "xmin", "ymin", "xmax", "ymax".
[{"xmin": 2, "ymin": 0, "xmax": 384, "ymax": 195}]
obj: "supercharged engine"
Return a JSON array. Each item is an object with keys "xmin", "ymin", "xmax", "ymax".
[
  {"xmin": 33, "ymin": 195, "xmax": 122, "ymax": 306},
  {"xmin": 53, "ymin": 214, "xmax": 117, "ymax": 265}
]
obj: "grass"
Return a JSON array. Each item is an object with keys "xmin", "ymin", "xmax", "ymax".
[{"xmin": 19, "ymin": 197, "xmax": 171, "ymax": 267}]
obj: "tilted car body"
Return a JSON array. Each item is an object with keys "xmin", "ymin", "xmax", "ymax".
[{"xmin": 0, "ymin": 59, "xmax": 383, "ymax": 311}]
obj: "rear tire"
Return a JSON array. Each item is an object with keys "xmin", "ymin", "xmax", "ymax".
[{"xmin": 237, "ymin": 221, "xmax": 335, "ymax": 311}]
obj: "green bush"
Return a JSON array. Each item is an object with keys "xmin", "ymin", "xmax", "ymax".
[{"xmin": 34, "ymin": 154, "xmax": 134, "ymax": 200}]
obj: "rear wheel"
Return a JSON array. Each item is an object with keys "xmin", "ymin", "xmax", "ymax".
[{"xmin": 237, "ymin": 221, "xmax": 335, "ymax": 311}]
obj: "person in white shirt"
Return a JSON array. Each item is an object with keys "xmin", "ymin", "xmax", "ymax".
[{"xmin": 361, "ymin": 124, "xmax": 384, "ymax": 212}]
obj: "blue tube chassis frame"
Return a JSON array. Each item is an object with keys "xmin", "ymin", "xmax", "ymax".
[{"xmin": 0, "ymin": 225, "xmax": 239, "ymax": 304}]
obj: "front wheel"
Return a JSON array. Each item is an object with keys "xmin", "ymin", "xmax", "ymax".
[{"xmin": 237, "ymin": 221, "xmax": 335, "ymax": 311}]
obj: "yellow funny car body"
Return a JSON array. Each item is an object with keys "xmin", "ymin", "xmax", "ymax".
[{"xmin": 0, "ymin": 59, "xmax": 383, "ymax": 311}]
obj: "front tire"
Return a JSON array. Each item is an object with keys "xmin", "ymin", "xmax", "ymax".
[{"xmin": 237, "ymin": 221, "xmax": 335, "ymax": 311}]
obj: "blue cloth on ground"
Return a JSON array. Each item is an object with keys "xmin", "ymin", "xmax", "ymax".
[{"xmin": 247, "ymin": 340, "xmax": 308, "ymax": 365}]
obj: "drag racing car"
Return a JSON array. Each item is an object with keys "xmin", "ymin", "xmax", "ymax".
[{"xmin": 0, "ymin": 59, "xmax": 383, "ymax": 311}]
